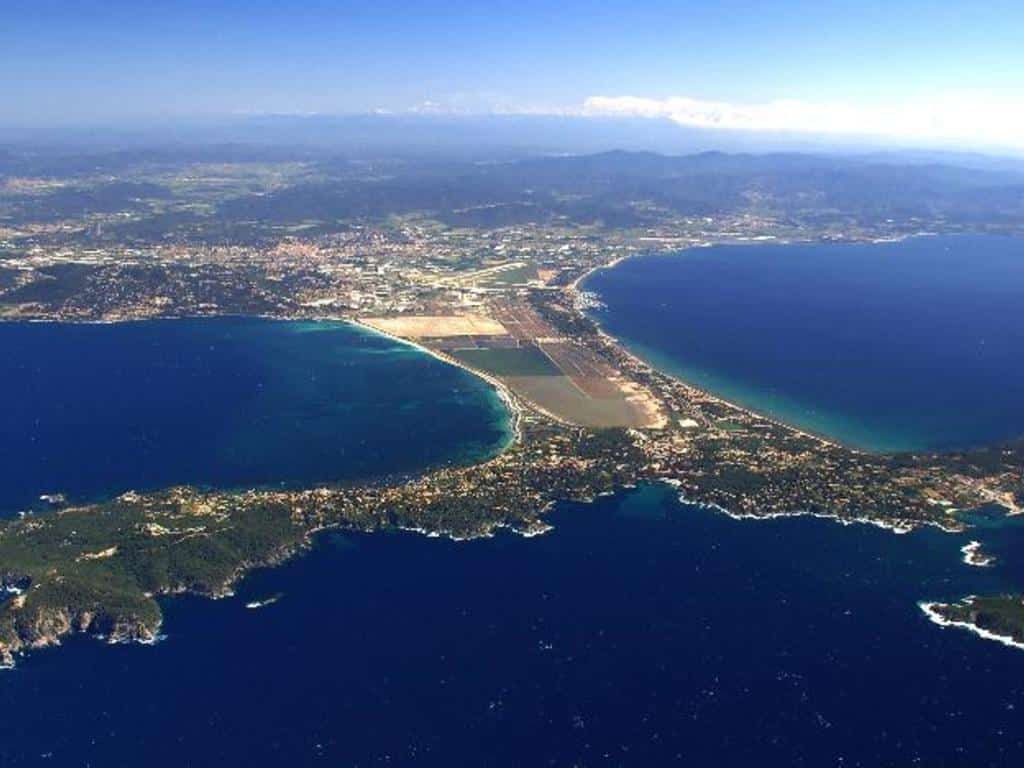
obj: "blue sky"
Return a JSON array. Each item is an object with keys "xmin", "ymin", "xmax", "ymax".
[{"xmin": 3, "ymin": 1, "xmax": 1022, "ymax": 148}]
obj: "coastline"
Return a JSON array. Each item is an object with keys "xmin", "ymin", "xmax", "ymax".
[
  {"xmin": 669, "ymin": 482, "xmax": 959, "ymax": 535},
  {"xmin": 345, "ymin": 317, "xmax": 525, "ymax": 449},
  {"xmin": 347, "ymin": 315, "xmax": 589, "ymax": 434},
  {"xmin": 0, "ymin": 316, "xmax": 515, "ymax": 519},
  {"xmin": 4, "ymin": 233, "xmax": 1022, "ymax": 667},
  {"xmin": 571, "ymin": 249, "xmax": 855, "ymax": 454},
  {"xmin": 570, "ymin": 236, "xmax": 1023, "ymax": 457},
  {"xmin": 919, "ymin": 599, "xmax": 1024, "ymax": 651},
  {"xmin": 960, "ymin": 540, "xmax": 996, "ymax": 567},
  {"xmin": 349, "ymin": 256, "xmax": 1009, "ymax": 546}
]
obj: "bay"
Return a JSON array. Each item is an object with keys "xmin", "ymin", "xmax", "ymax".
[
  {"xmin": 584, "ymin": 234, "xmax": 1024, "ymax": 452},
  {"xmin": 0, "ymin": 317, "xmax": 511, "ymax": 516}
]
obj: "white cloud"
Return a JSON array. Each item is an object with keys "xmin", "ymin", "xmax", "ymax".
[{"xmin": 581, "ymin": 94, "xmax": 1024, "ymax": 151}]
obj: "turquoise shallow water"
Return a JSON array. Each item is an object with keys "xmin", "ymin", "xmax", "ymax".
[
  {"xmin": 0, "ymin": 317, "xmax": 511, "ymax": 516},
  {"xmin": 585, "ymin": 234, "xmax": 1024, "ymax": 453}
]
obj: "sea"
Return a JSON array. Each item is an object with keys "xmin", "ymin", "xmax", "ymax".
[
  {"xmin": 1, "ymin": 488, "xmax": 1022, "ymax": 766},
  {"xmin": 584, "ymin": 234, "xmax": 1024, "ymax": 453},
  {"xmin": 0, "ymin": 318, "xmax": 511, "ymax": 517},
  {"xmin": 2, "ymin": 236, "xmax": 1024, "ymax": 766}
]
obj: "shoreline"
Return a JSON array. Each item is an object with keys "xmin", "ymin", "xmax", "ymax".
[
  {"xmin": 345, "ymin": 317, "xmax": 527, "ymax": 447},
  {"xmin": 919, "ymin": 600, "xmax": 1024, "ymax": 651},
  {"xmin": 348, "ymin": 316, "xmax": 587, "ymax": 433},
  {"xmin": 2, "ymin": 310, "xmax": 1014, "ymax": 531},
  {"xmin": 3, "ymin": 232, "xmax": 1022, "ymax": 666},
  {"xmin": 669, "ymin": 482, "xmax": 963, "ymax": 535},
  {"xmin": 570, "ymin": 249, "xmax": 855, "ymax": 454},
  {"xmin": 960, "ymin": 540, "xmax": 996, "ymax": 567},
  {"xmin": 569, "ymin": 236, "xmax": 1024, "ymax": 458}
]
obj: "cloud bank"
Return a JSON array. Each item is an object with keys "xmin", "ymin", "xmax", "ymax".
[{"xmin": 581, "ymin": 94, "xmax": 1024, "ymax": 152}]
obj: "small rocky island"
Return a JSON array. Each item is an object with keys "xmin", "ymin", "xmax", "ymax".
[{"xmin": 921, "ymin": 596, "xmax": 1024, "ymax": 649}]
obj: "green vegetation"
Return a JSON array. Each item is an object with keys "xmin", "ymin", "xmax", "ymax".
[
  {"xmin": 0, "ymin": 418, "xmax": 654, "ymax": 668},
  {"xmin": 454, "ymin": 345, "xmax": 561, "ymax": 377},
  {"xmin": 480, "ymin": 264, "xmax": 539, "ymax": 286},
  {"xmin": 0, "ymin": 489, "xmax": 312, "ymax": 665},
  {"xmin": 932, "ymin": 595, "xmax": 1024, "ymax": 645},
  {"xmin": 5, "ymin": 146, "xmax": 1024, "ymax": 247},
  {"xmin": 1, "ymin": 263, "xmax": 96, "ymax": 304},
  {"xmin": 2, "ymin": 143, "xmax": 1023, "ymax": 664}
]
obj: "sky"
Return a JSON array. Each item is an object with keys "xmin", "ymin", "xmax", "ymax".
[{"xmin": 2, "ymin": 0, "xmax": 1023, "ymax": 150}]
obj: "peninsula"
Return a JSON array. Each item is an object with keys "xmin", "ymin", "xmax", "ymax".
[
  {"xmin": 2, "ymin": 148, "xmax": 1023, "ymax": 666},
  {"xmin": 3, "ymin": 270, "xmax": 1023, "ymax": 666}
]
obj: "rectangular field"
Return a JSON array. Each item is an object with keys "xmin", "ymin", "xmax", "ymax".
[
  {"xmin": 367, "ymin": 303, "xmax": 667, "ymax": 429},
  {"xmin": 360, "ymin": 315, "xmax": 508, "ymax": 339},
  {"xmin": 539, "ymin": 341, "xmax": 624, "ymax": 398},
  {"xmin": 453, "ymin": 346, "xmax": 561, "ymax": 377},
  {"xmin": 505, "ymin": 375, "xmax": 656, "ymax": 429}
]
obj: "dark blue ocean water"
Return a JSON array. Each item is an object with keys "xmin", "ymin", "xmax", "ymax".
[
  {"xmin": 3, "ymin": 309, "xmax": 1024, "ymax": 766},
  {"xmin": 0, "ymin": 318, "xmax": 510, "ymax": 516},
  {"xmin": 2, "ymin": 484, "xmax": 1023, "ymax": 767},
  {"xmin": 585, "ymin": 234, "xmax": 1024, "ymax": 452}
]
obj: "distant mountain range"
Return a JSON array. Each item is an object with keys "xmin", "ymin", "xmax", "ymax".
[
  {"xmin": 2, "ymin": 137, "xmax": 1022, "ymax": 235},
  {"xmin": 3, "ymin": 113, "xmax": 1024, "ymax": 169}
]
